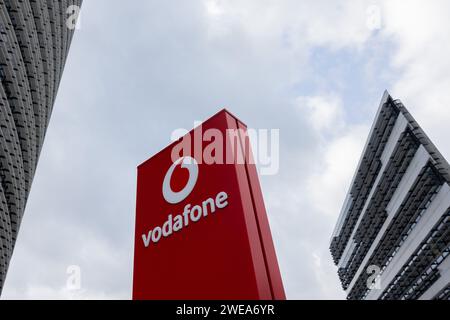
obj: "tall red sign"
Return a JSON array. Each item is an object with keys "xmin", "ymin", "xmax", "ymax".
[{"xmin": 133, "ymin": 110, "xmax": 285, "ymax": 300}]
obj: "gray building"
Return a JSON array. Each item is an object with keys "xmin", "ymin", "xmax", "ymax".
[
  {"xmin": 330, "ymin": 91, "xmax": 450, "ymax": 300},
  {"xmin": 0, "ymin": 0, "xmax": 81, "ymax": 293}
]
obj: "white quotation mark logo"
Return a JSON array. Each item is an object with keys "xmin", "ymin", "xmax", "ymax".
[{"xmin": 162, "ymin": 157, "xmax": 199, "ymax": 204}]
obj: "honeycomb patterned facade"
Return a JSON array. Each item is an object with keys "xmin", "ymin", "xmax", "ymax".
[{"xmin": 0, "ymin": 0, "xmax": 81, "ymax": 293}]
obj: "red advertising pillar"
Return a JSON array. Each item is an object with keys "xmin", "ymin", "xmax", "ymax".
[{"xmin": 133, "ymin": 109, "xmax": 285, "ymax": 300}]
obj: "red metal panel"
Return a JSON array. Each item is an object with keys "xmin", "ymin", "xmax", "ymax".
[
  {"xmin": 133, "ymin": 109, "xmax": 285, "ymax": 300},
  {"xmin": 235, "ymin": 118, "xmax": 286, "ymax": 300}
]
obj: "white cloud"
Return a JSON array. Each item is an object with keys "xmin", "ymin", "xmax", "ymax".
[
  {"xmin": 295, "ymin": 93, "xmax": 368, "ymax": 219},
  {"xmin": 271, "ymin": 94, "xmax": 368, "ymax": 299},
  {"xmin": 306, "ymin": 122, "xmax": 369, "ymax": 218},
  {"xmin": 381, "ymin": 0, "xmax": 450, "ymax": 160},
  {"xmin": 297, "ymin": 94, "xmax": 344, "ymax": 133},
  {"xmin": 204, "ymin": 0, "xmax": 374, "ymax": 47},
  {"xmin": 205, "ymin": 0, "xmax": 224, "ymax": 17}
]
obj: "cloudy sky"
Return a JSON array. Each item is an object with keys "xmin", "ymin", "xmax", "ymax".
[{"xmin": 2, "ymin": 0, "xmax": 450, "ymax": 299}]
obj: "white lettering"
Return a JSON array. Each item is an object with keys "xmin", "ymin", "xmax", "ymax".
[
  {"xmin": 216, "ymin": 191, "xmax": 229, "ymax": 209},
  {"xmin": 190, "ymin": 205, "xmax": 202, "ymax": 222},
  {"xmin": 142, "ymin": 191, "xmax": 229, "ymax": 247},
  {"xmin": 152, "ymin": 227, "xmax": 162, "ymax": 243},
  {"xmin": 142, "ymin": 231, "xmax": 152, "ymax": 248}
]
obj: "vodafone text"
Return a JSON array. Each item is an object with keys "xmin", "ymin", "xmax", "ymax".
[{"xmin": 142, "ymin": 191, "xmax": 229, "ymax": 247}]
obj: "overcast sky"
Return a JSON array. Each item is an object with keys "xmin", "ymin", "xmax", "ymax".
[{"xmin": 2, "ymin": 0, "xmax": 450, "ymax": 299}]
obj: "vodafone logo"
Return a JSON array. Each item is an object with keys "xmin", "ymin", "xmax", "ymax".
[
  {"xmin": 142, "ymin": 156, "xmax": 229, "ymax": 248},
  {"xmin": 162, "ymin": 156, "xmax": 199, "ymax": 204}
]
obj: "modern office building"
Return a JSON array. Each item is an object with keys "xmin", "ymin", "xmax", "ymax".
[
  {"xmin": 330, "ymin": 91, "xmax": 450, "ymax": 300},
  {"xmin": 0, "ymin": 0, "xmax": 81, "ymax": 293}
]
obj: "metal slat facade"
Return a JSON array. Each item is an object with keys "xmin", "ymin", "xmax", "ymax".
[
  {"xmin": 0, "ymin": 0, "xmax": 81, "ymax": 294},
  {"xmin": 330, "ymin": 92, "xmax": 450, "ymax": 300}
]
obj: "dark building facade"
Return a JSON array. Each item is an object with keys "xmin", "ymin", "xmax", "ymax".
[
  {"xmin": 0, "ymin": 0, "xmax": 81, "ymax": 293},
  {"xmin": 330, "ymin": 92, "xmax": 450, "ymax": 300}
]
